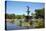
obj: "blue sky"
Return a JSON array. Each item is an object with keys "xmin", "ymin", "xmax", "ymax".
[{"xmin": 6, "ymin": 1, "xmax": 44, "ymax": 16}]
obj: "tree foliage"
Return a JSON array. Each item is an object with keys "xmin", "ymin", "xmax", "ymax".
[
  {"xmin": 5, "ymin": 14, "xmax": 16, "ymax": 19},
  {"xmin": 35, "ymin": 8, "xmax": 44, "ymax": 19},
  {"xmin": 5, "ymin": 14, "xmax": 25, "ymax": 19}
]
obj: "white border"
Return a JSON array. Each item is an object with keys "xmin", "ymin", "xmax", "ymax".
[
  {"xmin": 0, "ymin": 0, "xmax": 45, "ymax": 31},
  {"xmin": 0, "ymin": 0, "xmax": 5, "ymax": 31},
  {"xmin": 5, "ymin": 0, "xmax": 44, "ymax": 3}
]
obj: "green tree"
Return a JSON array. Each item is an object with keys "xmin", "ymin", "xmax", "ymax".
[
  {"xmin": 15, "ymin": 15, "xmax": 22, "ymax": 19},
  {"xmin": 10, "ymin": 14, "xmax": 16, "ymax": 19},
  {"xmin": 35, "ymin": 8, "xmax": 44, "ymax": 19},
  {"xmin": 5, "ymin": 14, "xmax": 16, "ymax": 19}
]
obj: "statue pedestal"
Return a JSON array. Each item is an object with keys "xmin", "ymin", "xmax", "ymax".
[
  {"xmin": 25, "ymin": 16, "xmax": 29, "ymax": 22},
  {"xmin": 25, "ymin": 16, "xmax": 32, "ymax": 22}
]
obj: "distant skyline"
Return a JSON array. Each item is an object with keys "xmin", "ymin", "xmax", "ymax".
[{"xmin": 6, "ymin": 1, "xmax": 44, "ymax": 16}]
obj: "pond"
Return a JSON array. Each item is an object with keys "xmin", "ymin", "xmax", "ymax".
[
  {"xmin": 6, "ymin": 19, "xmax": 31, "ymax": 30},
  {"xmin": 6, "ymin": 22, "xmax": 27, "ymax": 30}
]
